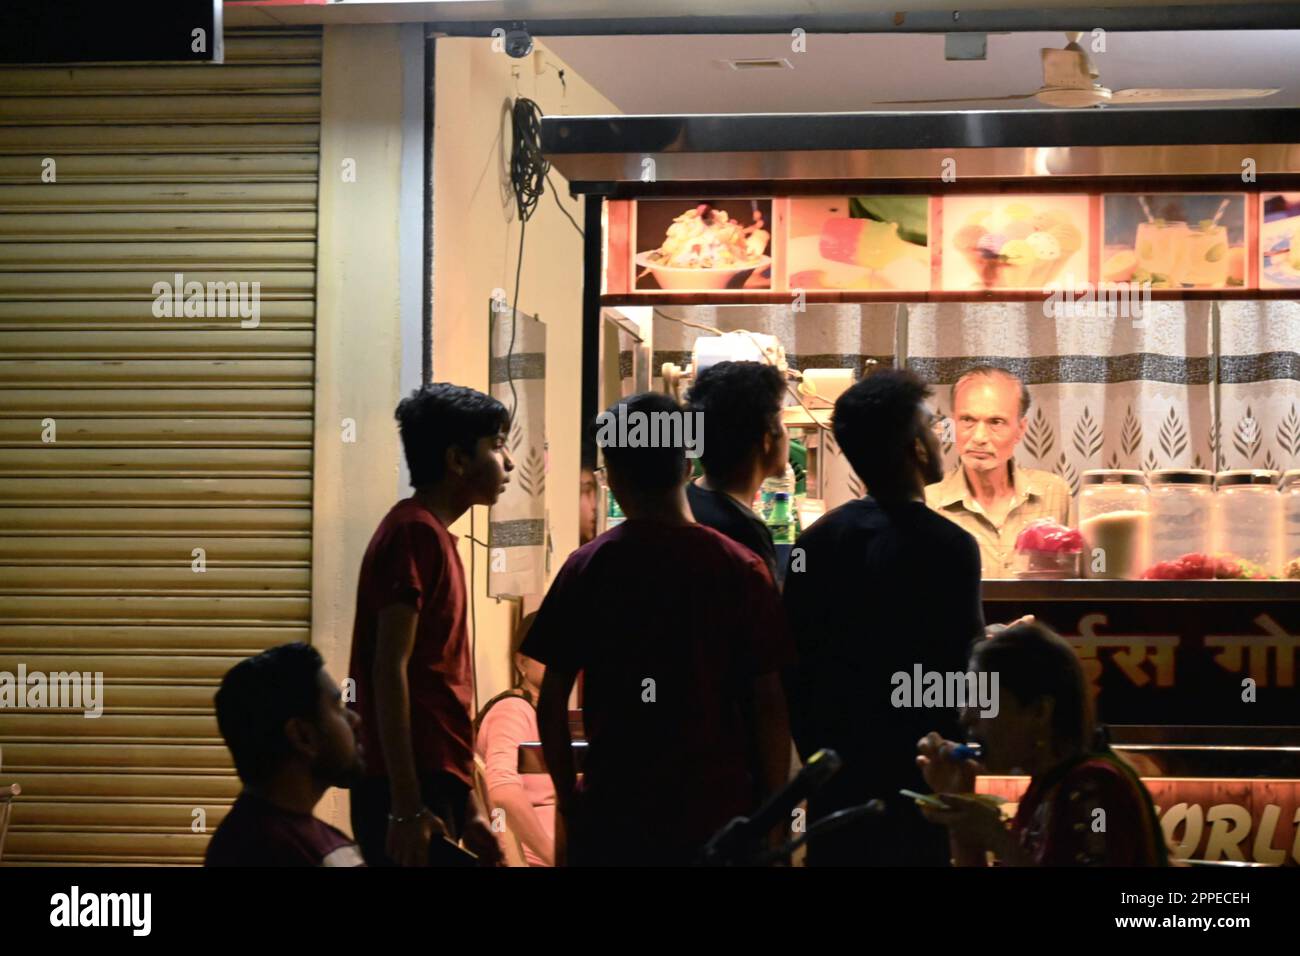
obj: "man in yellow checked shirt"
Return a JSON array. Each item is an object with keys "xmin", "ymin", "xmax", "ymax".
[{"xmin": 926, "ymin": 366, "xmax": 1073, "ymax": 578}]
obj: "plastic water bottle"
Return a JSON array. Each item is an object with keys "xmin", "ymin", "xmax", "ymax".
[
  {"xmin": 767, "ymin": 492, "xmax": 796, "ymax": 545},
  {"xmin": 760, "ymin": 463, "xmax": 796, "ymax": 521},
  {"xmin": 606, "ymin": 492, "xmax": 625, "ymax": 530}
]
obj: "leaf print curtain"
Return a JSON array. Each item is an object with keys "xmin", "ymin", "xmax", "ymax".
[
  {"xmin": 489, "ymin": 308, "xmax": 547, "ymax": 598},
  {"xmin": 1218, "ymin": 300, "xmax": 1300, "ymax": 472},
  {"xmin": 624, "ymin": 299, "xmax": 1300, "ymax": 508},
  {"xmin": 904, "ymin": 301, "xmax": 1216, "ymax": 497}
]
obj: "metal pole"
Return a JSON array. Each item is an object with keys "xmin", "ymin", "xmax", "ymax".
[{"xmin": 581, "ymin": 194, "xmax": 604, "ymax": 470}]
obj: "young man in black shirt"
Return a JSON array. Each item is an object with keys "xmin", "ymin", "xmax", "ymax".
[
  {"xmin": 782, "ymin": 368, "xmax": 985, "ymax": 866},
  {"xmin": 683, "ymin": 360, "xmax": 787, "ymax": 581}
]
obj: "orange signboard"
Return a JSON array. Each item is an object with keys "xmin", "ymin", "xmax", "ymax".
[{"xmin": 978, "ymin": 776, "xmax": 1300, "ymax": 865}]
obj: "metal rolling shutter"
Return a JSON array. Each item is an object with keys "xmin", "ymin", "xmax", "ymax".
[{"xmin": 0, "ymin": 30, "xmax": 320, "ymax": 865}]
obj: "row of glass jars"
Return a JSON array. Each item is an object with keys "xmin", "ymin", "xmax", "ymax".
[{"xmin": 1078, "ymin": 468, "xmax": 1300, "ymax": 580}]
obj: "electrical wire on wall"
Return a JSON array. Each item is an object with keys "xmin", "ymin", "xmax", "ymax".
[{"xmin": 502, "ymin": 96, "xmax": 549, "ymax": 422}]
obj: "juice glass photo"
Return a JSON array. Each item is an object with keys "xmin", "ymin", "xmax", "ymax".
[
  {"xmin": 1135, "ymin": 220, "xmax": 1190, "ymax": 287},
  {"xmin": 1183, "ymin": 223, "xmax": 1229, "ymax": 287}
]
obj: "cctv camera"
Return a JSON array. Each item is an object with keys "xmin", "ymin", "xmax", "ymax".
[{"xmin": 504, "ymin": 27, "xmax": 533, "ymax": 59}]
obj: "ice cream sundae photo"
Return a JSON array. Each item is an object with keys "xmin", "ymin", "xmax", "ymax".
[
  {"xmin": 946, "ymin": 200, "xmax": 1086, "ymax": 291},
  {"xmin": 636, "ymin": 203, "xmax": 771, "ymax": 290}
]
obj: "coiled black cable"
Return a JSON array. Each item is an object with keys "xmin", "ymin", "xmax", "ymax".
[
  {"xmin": 510, "ymin": 97, "xmax": 549, "ymax": 224},
  {"xmin": 499, "ymin": 97, "xmax": 552, "ymax": 421}
]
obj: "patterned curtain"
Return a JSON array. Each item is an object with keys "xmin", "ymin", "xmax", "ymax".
[
  {"xmin": 488, "ymin": 309, "xmax": 547, "ymax": 598},
  {"xmin": 905, "ymin": 301, "xmax": 1216, "ymax": 496},
  {"xmin": 624, "ymin": 299, "xmax": 1300, "ymax": 503},
  {"xmin": 1219, "ymin": 300, "xmax": 1300, "ymax": 472}
]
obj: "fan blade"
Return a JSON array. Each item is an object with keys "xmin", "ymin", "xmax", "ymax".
[
  {"xmin": 870, "ymin": 93, "xmax": 1038, "ymax": 105},
  {"xmin": 1110, "ymin": 87, "xmax": 1280, "ymax": 104},
  {"xmin": 1041, "ymin": 47, "xmax": 1093, "ymax": 88}
]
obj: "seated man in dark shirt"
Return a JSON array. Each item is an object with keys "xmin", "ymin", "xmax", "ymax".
[
  {"xmin": 683, "ymin": 359, "xmax": 787, "ymax": 581},
  {"xmin": 524, "ymin": 392, "xmax": 795, "ymax": 866},
  {"xmin": 782, "ymin": 369, "xmax": 985, "ymax": 866},
  {"xmin": 206, "ymin": 643, "xmax": 366, "ymax": 867}
]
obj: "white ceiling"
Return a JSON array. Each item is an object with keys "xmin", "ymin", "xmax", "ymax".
[{"xmin": 543, "ymin": 30, "xmax": 1300, "ymax": 113}]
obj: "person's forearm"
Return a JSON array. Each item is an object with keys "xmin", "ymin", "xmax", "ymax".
[
  {"xmin": 487, "ymin": 783, "xmax": 555, "ymax": 865},
  {"xmin": 373, "ymin": 660, "xmax": 422, "ymax": 811}
]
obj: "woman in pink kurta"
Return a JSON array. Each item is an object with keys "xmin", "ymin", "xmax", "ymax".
[{"xmin": 474, "ymin": 614, "xmax": 555, "ymax": 866}]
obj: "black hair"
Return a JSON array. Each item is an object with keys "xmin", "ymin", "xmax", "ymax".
[
  {"xmin": 596, "ymin": 392, "xmax": 688, "ymax": 493},
  {"xmin": 970, "ymin": 621, "xmax": 1093, "ymax": 756},
  {"xmin": 396, "ymin": 383, "xmax": 510, "ymax": 487},
  {"xmin": 510, "ymin": 612, "xmax": 537, "ymax": 690},
  {"xmin": 950, "ymin": 365, "xmax": 1031, "ymax": 418},
  {"xmin": 214, "ymin": 642, "xmax": 325, "ymax": 786},
  {"xmin": 831, "ymin": 368, "xmax": 931, "ymax": 489},
  {"xmin": 685, "ymin": 361, "xmax": 785, "ymax": 485}
]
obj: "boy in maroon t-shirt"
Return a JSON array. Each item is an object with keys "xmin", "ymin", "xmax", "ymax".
[
  {"xmin": 348, "ymin": 383, "xmax": 511, "ymax": 867},
  {"xmin": 523, "ymin": 392, "xmax": 795, "ymax": 866}
]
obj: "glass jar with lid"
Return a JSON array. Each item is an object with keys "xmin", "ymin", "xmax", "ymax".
[
  {"xmin": 1078, "ymin": 470, "xmax": 1150, "ymax": 580},
  {"xmin": 1278, "ymin": 470, "xmax": 1300, "ymax": 579},
  {"xmin": 1147, "ymin": 469, "xmax": 1215, "ymax": 574},
  {"xmin": 1214, "ymin": 470, "xmax": 1281, "ymax": 578}
]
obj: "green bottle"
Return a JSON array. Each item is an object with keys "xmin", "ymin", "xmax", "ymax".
[
  {"xmin": 767, "ymin": 492, "xmax": 795, "ymax": 545},
  {"xmin": 607, "ymin": 492, "xmax": 625, "ymax": 529}
]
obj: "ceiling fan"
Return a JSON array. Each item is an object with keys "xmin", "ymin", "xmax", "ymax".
[{"xmin": 874, "ymin": 32, "xmax": 1279, "ymax": 108}]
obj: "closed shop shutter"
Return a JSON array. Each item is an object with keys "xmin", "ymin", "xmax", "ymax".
[{"xmin": 0, "ymin": 30, "xmax": 321, "ymax": 864}]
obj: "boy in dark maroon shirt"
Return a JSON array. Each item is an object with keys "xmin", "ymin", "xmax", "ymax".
[
  {"xmin": 348, "ymin": 383, "xmax": 510, "ymax": 867},
  {"xmin": 523, "ymin": 392, "xmax": 795, "ymax": 866},
  {"xmin": 207, "ymin": 643, "xmax": 365, "ymax": 867}
]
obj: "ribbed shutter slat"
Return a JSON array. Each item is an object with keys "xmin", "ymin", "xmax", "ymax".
[{"xmin": 0, "ymin": 30, "xmax": 320, "ymax": 865}]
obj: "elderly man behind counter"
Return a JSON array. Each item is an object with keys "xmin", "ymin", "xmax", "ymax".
[{"xmin": 925, "ymin": 366, "xmax": 1073, "ymax": 578}]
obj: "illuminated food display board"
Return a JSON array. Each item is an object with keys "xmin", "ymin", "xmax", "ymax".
[{"xmin": 601, "ymin": 192, "xmax": 1285, "ymax": 298}]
